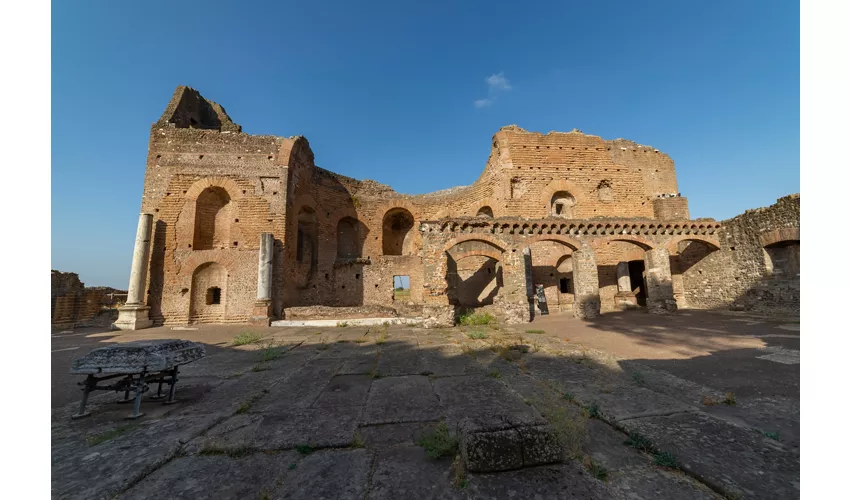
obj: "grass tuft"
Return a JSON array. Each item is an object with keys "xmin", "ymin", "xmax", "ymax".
[
  {"xmin": 487, "ymin": 369, "xmax": 502, "ymax": 379},
  {"xmin": 458, "ymin": 310, "xmax": 497, "ymax": 326},
  {"xmin": 723, "ymin": 392, "xmax": 737, "ymax": 406},
  {"xmin": 86, "ymin": 424, "xmax": 137, "ymax": 447},
  {"xmin": 624, "ymin": 432, "xmax": 655, "ymax": 453},
  {"xmin": 525, "ymin": 329, "xmax": 545, "ymax": 334},
  {"xmin": 351, "ymin": 431, "xmax": 365, "ymax": 448},
  {"xmin": 337, "ymin": 321, "xmax": 349, "ymax": 328},
  {"xmin": 232, "ymin": 331, "xmax": 264, "ymax": 346},
  {"xmin": 653, "ymin": 451, "xmax": 679, "ymax": 468},
  {"xmin": 631, "ymin": 372, "xmax": 646, "ymax": 387},
  {"xmin": 762, "ymin": 430, "xmax": 781, "ymax": 441},
  {"xmin": 467, "ymin": 330, "xmax": 488, "ymax": 340},
  {"xmin": 295, "ymin": 444, "xmax": 314, "ymax": 455},
  {"xmin": 417, "ymin": 422, "xmax": 459, "ymax": 459},
  {"xmin": 584, "ymin": 456, "xmax": 608, "ymax": 481}
]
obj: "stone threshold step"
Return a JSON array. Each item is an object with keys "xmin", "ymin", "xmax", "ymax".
[{"xmin": 271, "ymin": 317, "xmax": 423, "ymax": 327}]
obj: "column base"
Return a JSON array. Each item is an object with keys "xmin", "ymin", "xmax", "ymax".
[
  {"xmin": 113, "ymin": 305, "xmax": 153, "ymax": 331},
  {"xmin": 614, "ymin": 291, "xmax": 639, "ymax": 310},
  {"xmin": 573, "ymin": 294, "xmax": 601, "ymax": 320},
  {"xmin": 248, "ymin": 300, "xmax": 272, "ymax": 326},
  {"xmin": 647, "ymin": 299, "xmax": 678, "ymax": 315}
]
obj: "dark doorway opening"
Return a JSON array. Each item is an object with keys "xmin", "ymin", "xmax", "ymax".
[
  {"xmin": 559, "ymin": 277, "xmax": 572, "ymax": 294},
  {"xmin": 628, "ymin": 260, "xmax": 646, "ymax": 307}
]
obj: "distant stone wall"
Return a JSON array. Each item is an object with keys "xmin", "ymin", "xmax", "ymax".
[
  {"xmin": 680, "ymin": 195, "xmax": 800, "ymax": 314},
  {"xmin": 51, "ymin": 270, "xmax": 127, "ymax": 329}
]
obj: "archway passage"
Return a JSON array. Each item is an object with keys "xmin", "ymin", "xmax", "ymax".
[
  {"xmin": 454, "ymin": 256, "xmax": 503, "ymax": 307},
  {"xmin": 336, "ymin": 217, "xmax": 361, "ymax": 258},
  {"xmin": 550, "ymin": 191, "xmax": 576, "ymax": 218},
  {"xmin": 529, "ymin": 240, "xmax": 576, "ymax": 313},
  {"xmin": 190, "ymin": 262, "xmax": 226, "ymax": 323},
  {"xmin": 628, "ymin": 260, "xmax": 647, "ymax": 307},
  {"xmin": 764, "ymin": 240, "xmax": 800, "ymax": 277},
  {"xmin": 382, "ymin": 208, "xmax": 415, "ymax": 255},
  {"xmin": 476, "ymin": 206, "xmax": 494, "ymax": 218},
  {"xmin": 193, "ymin": 187, "xmax": 232, "ymax": 250}
]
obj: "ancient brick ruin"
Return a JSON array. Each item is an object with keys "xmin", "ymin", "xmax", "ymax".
[
  {"xmin": 114, "ymin": 86, "xmax": 800, "ymax": 329},
  {"xmin": 51, "ymin": 270, "xmax": 126, "ymax": 329}
]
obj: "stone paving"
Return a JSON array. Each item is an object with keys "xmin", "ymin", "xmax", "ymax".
[{"xmin": 51, "ymin": 311, "xmax": 800, "ymax": 499}]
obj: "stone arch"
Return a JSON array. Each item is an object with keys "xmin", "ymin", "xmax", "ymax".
[
  {"xmin": 189, "ymin": 262, "xmax": 227, "ymax": 323},
  {"xmin": 336, "ymin": 216, "xmax": 362, "ymax": 258},
  {"xmin": 758, "ymin": 227, "xmax": 800, "ymax": 248},
  {"xmin": 382, "ymin": 208, "xmax": 416, "ymax": 255},
  {"xmin": 664, "ymin": 236, "xmax": 721, "ymax": 254},
  {"xmin": 543, "ymin": 179, "xmax": 586, "ymax": 217},
  {"xmin": 185, "ymin": 177, "xmax": 243, "ymax": 201},
  {"xmin": 441, "ymin": 234, "xmax": 508, "ymax": 254},
  {"xmin": 525, "ymin": 234, "xmax": 582, "ymax": 251},
  {"xmin": 549, "ymin": 191, "xmax": 576, "ymax": 218},
  {"xmin": 445, "ymin": 238, "xmax": 506, "ymax": 308},
  {"xmin": 608, "ymin": 236, "xmax": 654, "ymax": 251},
  {"xmin": 476, "ymin": 206, "xmax": 494, "ymax": 218},
  {"xmin": 193, "ymin": 186, "xmax": 232, "ymax": 250}
]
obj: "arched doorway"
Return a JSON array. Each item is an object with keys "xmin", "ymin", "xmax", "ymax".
[
  {"xmin": 189, "ymin": 262, "xmax": 226, "ymax": 323},
  {"xmin": 193, "ymin": 187, "xmax": 232, "ymax": 250},
  {"xmin": 382, "ymin": 208, "xmax": 415, "ymax": 255}
]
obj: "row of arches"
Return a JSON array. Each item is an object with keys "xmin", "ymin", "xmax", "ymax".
[{"xmin": 295, "ymin": 207, "xmax": 418, "ymax": 261}]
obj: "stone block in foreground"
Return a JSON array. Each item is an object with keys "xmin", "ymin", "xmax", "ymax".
[{"xmin": 460, "ymin": 420, "xmax": 563, "ymax": 472}]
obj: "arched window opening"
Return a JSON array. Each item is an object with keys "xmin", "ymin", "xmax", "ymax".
[
  {"xmin": 763, "ymin": 240, "xmax": 800, "ymax": 277},
  {"xmin": 382, "ymin": 208, "xmax": 415, "ymax": 256},
  {"xmin": 476, "ymin": 206, "xmax": 494, "ymax": 218},
  {"xmin": 193, "ymin": 187, "xmax": 232, "ymax": 250},
  {"xmin": 550, "ymin": 191, "xmax": 576, "ymax": 218},
  {"xmin": 337, "ymin": 217, "xmax": 361, "ymax": 258},
  {"xmin": 190, "ymin": 262, "xmax": 226, "ymax": 323},
  {"xmin": 297, "ymin": 206, "xmax": 317, "ymax": 265}
]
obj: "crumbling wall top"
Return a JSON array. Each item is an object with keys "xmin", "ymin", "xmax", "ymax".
[{"xmin": 156, "ymin": 86, "xmax": 242, "ymax": 133}]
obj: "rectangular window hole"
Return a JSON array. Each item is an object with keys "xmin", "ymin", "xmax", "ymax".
[{"xmin": 206, "ymin": 287, "xmax": 221, "ymax": 305}]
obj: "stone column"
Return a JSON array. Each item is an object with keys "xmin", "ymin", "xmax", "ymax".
[
  {"xmin": 572, "ymin": 246, "xmax": 601, "ymax": 320},
  {"xmin": 644, "ymin": 248, "xmax": 678, "ymax": 314},
  {"xmin": 614, "ymin": 261, "xmax": 638, "ymax": 309},
  {"xmin": 113, "ymin": 214, "xmax": 154, "ymax": 330},
  {"xmin": 669, "ymin": 254, "xmax": 687, "ymax": 308},
  {"xmin": 493, "ymin": 246, "xmax": 533, "ymax": 324},
  {"xmin": 250, "ymin": 233, "xmax": 274, "ymax": 326},
  {"xmin": 616, "ymin": 262, "xmax": 631, "ymax": 292}
]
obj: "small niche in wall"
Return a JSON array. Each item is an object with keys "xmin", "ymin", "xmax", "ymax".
[
  {"xmin": 355, "ymin": 274, "xmax": 360, "ymax": 279},
  {"xmin": 206, "ymin": 287, "xmax": 221, "ymax": 305}
]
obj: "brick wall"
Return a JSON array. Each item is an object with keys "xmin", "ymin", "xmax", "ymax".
[
  {"xmin": 128, "ymin": 86, "xmax": 795, "ymax": 325},
  {"xmin": 51, "ymin": 270, "xmax": 126, "ymax": 328},
  {"xmin": 680, "ymin": 195, "xmax": 800, "ymax": 314}
]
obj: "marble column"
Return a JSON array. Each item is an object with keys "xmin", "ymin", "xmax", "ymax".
[
  {"xmin": 572, "ymin": 246, "xmax": 601, "ymax": 320},
  {"xmin": 114, "ymin": 214, "xmax": 154, "ymax": 330},
  {"xmin": 250, "ymin": 233, "xmax": 274, "ymax": 326},
  {"xmin": 616, "ymin": 262, "xmax": 631, "ymax": 292},
  {"xmin": 644, "ymin": 248, "xmax": 678, "ymax": 314}
]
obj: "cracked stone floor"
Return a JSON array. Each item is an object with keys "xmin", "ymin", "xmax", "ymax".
[{"xmin": 51, "ymin": 310, "xmax": 800, "ymax": 499}]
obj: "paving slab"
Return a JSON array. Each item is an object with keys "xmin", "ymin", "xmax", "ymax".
[
  {"xmin": 273, "ymin": 449, "xmax": 373, "ymax": 500},
  {"xmin": 465, "ymin": 461, "xmax": 609, "ymax": 499},
  {"xmin": 606, "ymin": 466, "xmax": 721, "ymax": 500},
  {"xmin": 362, "ymin": 375, "xmax": 442, "ymax": 425},
  {"xmin": 119, "ymin": 452, "xmax": 297, "ymax": 499},
  {"xmin": 357, "ymin": 422, "xmax": 440, "ymax": 448},
  {"xmin": 253, "ymin": 358, "xmax": 345, "ymax": 411},
  {"xmin": 193, "ymin": 406, "xmax": 361, "ymax": 452},
  {"xmin": 431, "ymin": 374, "xmax": 545, "ymax": 429},
  {"xmin": 419, "ymin": 345, "xmax": 483, "ymax": 377},
  {"xmin": 375, "ymin": 347, "xmax": 425, "ymax": 376},
  {"xmin": 369, "ymin": 446, "xmax": 466, "ymax": 500},
  {"xmin": 619, "ymin": 411, "xmax": 800, "ymax": 500},
  {"xmin": 52, "ymin": 414, "xmax": 222, "ymax": 500},
  {"xmin": 312, "ymin": 374, "xmax": 373, "ymax": 408}
]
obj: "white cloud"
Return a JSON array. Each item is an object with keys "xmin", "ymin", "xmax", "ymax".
[
  {"xmin": 486, "ymin": 72, "xmax": 512, "ymax": 91},
  {"xmin": 474, "ymin": 72, "xmax": 512, "ymax": 109}
]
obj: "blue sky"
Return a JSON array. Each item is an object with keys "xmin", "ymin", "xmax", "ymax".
[{"xmin": 52, "ymin": 0, "xmax": 799, "ymax": 288}]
